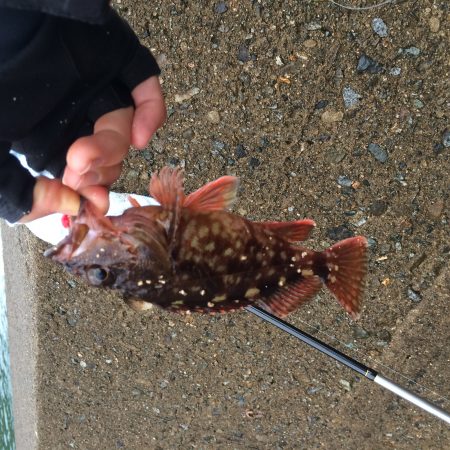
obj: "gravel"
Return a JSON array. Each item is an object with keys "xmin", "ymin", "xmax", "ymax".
[
  {"xmin": 368, "ymin": 143, "xmax": 388, "ymax": 163},
  {"xmin": 372, "ymin": 18, "xmax": 388, "ymax": 37},
  {"xmin": 342, "ymin": 86, "xmax": 361, "ymax": 108}
]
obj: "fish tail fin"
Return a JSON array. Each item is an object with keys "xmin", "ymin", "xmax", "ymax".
[{"xmin": 321, "ymin": 236, "xmax": 368, "ymax": 319}]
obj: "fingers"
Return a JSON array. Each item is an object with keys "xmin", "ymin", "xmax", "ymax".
[
  {"xmin": 131, "ymin": 75, "xmax": 167, "ymax": 149},
  {"xmin": 19, "ymin": 177, "xmax": 80, "ymax": 223},
  {"xmin": 64, "ymin": 106, "xmax": 133, "ymax": 176},
  {"xmin": 63, "ymin": 163, "xmax": 123, "ymax": 191}
]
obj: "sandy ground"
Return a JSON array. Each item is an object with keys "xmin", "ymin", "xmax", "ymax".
[{"xmin": 3, "ymin": 1, "xmax": 449, "ymax": 448}]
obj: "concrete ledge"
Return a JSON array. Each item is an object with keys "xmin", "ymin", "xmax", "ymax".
[{"xmin": 2, "ymin": 223, "xmax": 38, "ymax": 450}]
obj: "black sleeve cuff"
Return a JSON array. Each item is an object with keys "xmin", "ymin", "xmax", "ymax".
[{"xmin": 0, "ymin": 141, "xmax": 35, "ymax": 222}]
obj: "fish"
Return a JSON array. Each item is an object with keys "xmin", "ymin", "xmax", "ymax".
[{"xmin": 45, "ymin": 167, "xmax": 368, "ymax": 319}]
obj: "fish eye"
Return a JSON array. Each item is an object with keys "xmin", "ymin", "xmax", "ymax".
[{"xmin": 87, "ymin": 266, "xmax": 110, "ymax": 286}]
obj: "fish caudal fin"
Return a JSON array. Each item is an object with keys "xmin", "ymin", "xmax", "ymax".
[{"xmin": 323, "ymin": 236, "xmax": 368, "ymax": 319}]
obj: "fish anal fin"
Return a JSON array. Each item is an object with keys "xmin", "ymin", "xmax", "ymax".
[
  {"xmin": 258, "ymin": 219, "xmax": 316, "ymax": 242},
  {"xmin": 184, "ymin": 176, "xmax": 239, "ymax": 211},
  {"xmin": 149, "ymin": 167, "xmax": 185, "ymax": 211},
  {"xmin": 323, "ymin": 236, "xmax": 368, "ymax": 320},
  {"xmin": 260, "ymin": 276, "xmax": 322, "ymax": 318}
]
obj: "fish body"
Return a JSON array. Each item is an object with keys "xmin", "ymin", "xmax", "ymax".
[{"xmin": 46, "ymin": 167, "xmax": 368, "ymax": 318}]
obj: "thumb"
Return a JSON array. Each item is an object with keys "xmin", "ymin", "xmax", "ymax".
[{"xmin": 19, "ymin": 177, "xmax": 80, "ymax": 223}]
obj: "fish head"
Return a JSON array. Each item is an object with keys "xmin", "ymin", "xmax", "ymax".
[{"xmin": 45, "ymin": 200, "xmax": 170, "ymax": 293}]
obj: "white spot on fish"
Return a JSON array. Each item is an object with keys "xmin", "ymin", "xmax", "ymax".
[
  {"xmin": 301, "ymin": 252, "xmax": 307, "ymax": 258},
  {"xmin": 291, "ymin": 256, "xmax": 297, "ymax": 262},
  {"xmin": 207, "ymin": 302, "xmax": 214, "ymax": 307},
  {"xmin": 211, "ymin": 222, "xmax": 221, "ymax": 236},
  {"xmin": 137, "ymin": 280, "xmax": 144, "ymax": 286},
  {"xmin": 212, "ymin": 294, "xmax": 226, "ymax": 302},
  {"xmin": 198, "ymin": 226, "xmax": 209, "ymax": 238},
  {"xmin": 145, "ymin": 280, "xmax": 152, "ymax": 284},
  {"xmin": 245, "ymin": 288, "xmax": 260, "ymax": 298},
  {"xmin": 96, "ymin": 254, "xmax": 100, "ymax": 258},
  {"xmin": 179, "ymin": 289, "xmax": 188, "ymax": 296},
  {"xmin": 240, "ymin": 255, "xmax": 248, "ymax": 261},
  {"xmin": 302, "ymin": 269, "xmax": 314, "ymax": 277},
  {"xmin": 224, "ymin": 248, "xmax": 233, "ymax": 257},
  {"xmin": 328, "ymin": 275, "xmax": 337, "ymax": 283},
  {"xmin": 278, "ymin": 276, "xmax": 286, "ymax": 287},
  {"xmin": 100, "ymin": 248, "xmax": 105, "ymax": 253},
  {"xmin": 334, "ymin": 265, "xmax": 339, "ymax": 271},
  {"xmin": 173, "ymin": 300, "xmax": 184, "ymax": 305},
  {"xmin": 205, "ymin": 241, "xmax": 215, "ymax": 252},
  {"xmin": 200, "ymin": 290, "xmax": 206, "ymax": 296}
]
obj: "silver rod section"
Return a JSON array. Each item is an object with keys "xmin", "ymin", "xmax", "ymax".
[{"xmin": 374, "ymin": 374, "xmax": 450, "ymax": 424}]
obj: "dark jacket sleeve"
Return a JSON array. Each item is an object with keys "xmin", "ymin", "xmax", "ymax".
[
  {"xmin": 0, "ymin": 5, "xmax": 160, "ymax": 222},
  {"xmin": 0, "ymin": 0, "xmax": 110, "ymax": 24}
]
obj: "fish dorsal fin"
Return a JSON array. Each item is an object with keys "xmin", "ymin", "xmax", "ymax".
[
  {"xmin": 149, "ymin": 167, "xmax": 185, "ymax": 211},
  {"xmin": 259, "ymin": 276, "xmax": 322, "ymax": 318},
  {"xmin": 257, "ymin": 219, "xmax": 316, "ymax": 242},
  {"xmin": 184, "ymin": 176, "xmax": 239, "ymax": 211},
  {"xmin": 149, "ymin": 167, "xmax": 185, "ymax": 244}
]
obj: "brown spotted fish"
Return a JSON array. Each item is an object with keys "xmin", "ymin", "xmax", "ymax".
[{"xmin": 46, "ymin": 167, "xmax": 368, "ymax": 318}]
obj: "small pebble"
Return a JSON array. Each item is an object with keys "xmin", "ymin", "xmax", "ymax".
[
  {"xmin": 372, "ymin": 18, "xmax": 388, "ymax": 37},
  {"xmin": 315, "ymin": 99, "xmax": 328, "ymax": 110},
  {"xmin": 343, "ymin": 86, "xmax": 361, "ymax": 108},
  {"xmin": 443, "ymin": 129, "xmax": 450, "ymax": 148},
  {"xmin": 248, "ymin": 157, "xmax": 260, "ymax": 168},
  {"xmin": 353, "ymin": 326, "xmax": 369, "ymax": 339},
  {"xmin": 403, "ymin": 46, "xmax": 421, "ymax": 57},
  {"xmin": 327, "ymin": 148, "xmax": 346, "ymax": 163},
  {"xmin": 407, "ymin": 288, "xmax": 422, "ymax": 303},
  {"xmin": 214, "ymin": 1, "xmax": 228, "ymax": 14},
  {"xmin": 356, "ymin": 54, "xmax": 383, "ymax": 74},
  {"xmin": 339, "ymin": 379, "xmax": 352, "ymax": 391},
  {"xmin": 337, "ymin": 175, "xmax": 352, "ymax": 187},
  {"xmin": 238, "ymin": 44, "xmax": 251, "ymax": 62},
  {"xmin": 305, "ymin": 22, "xmax": 321, "ymax": 31},
  {"xmin": 389, "ymin": 67, "xmax": 401, "ymax": 76},
  {"xmin": 303, "ymin": 39, "xmax": 317, "ymax": 48},
  {"xmin": 367, "ymin": 237, "xmax": 377, "ymax": 248},
  {"xmin": 207, "ymin": 110, "xmax": 220, "ymax": 123},
  {"xmin": 429, "ymin": 17, "xmax": 440, "ymax": 33},
  {"xmin": 307, "ymin": 386, "xmax": 322, "ymax": 394},
  {"xmin": 174, "ymin": 87, "xmax": 200, "ymax": 103},
  {"xmin": 234, "ymin": 144, "xmax": 247, "ymax": 159},
  {"xmin": 80, "ymin": 361, "xmax": 87, "ymax": 369},
  {"xmin": 368, "ymin": 143, "xmax": 388, "ymax": 163},
  {"xmin": 327, "ymin": 225, "xmax": 353, "ymax": 241},
  {"xmin": 413, "ymin": 99, "xmax": 424, "ymax": 109},
  {"xmin": 182, "ymin": 128, "xmax": 195, "ymax": 140},
  {"xmin": 428, "ymin": 199, "xmax": 444, "ymax": 218},
  {"xmin": 370, "ymin": 200, "xmax": 388, "ymax": 216},
  {"xmin": 321, "ymin": 110, "xmax": 343, "ymax": 123}
]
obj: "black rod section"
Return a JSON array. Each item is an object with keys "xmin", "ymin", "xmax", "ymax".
[{"xmin": 245, "ymin": 305, "xmax": 378, "ymax": 380}]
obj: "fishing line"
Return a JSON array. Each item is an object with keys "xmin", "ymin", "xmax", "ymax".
[
  {"xmin": 293, "ymin": 314, "xmax": 450, "ymax": 406},
  {"xmin": 329, "ymin": 0, "xmax": 399, "ymax": 11},
  {"xmin": 246, "ymin": 305, "xmax": 450, "ymax": 424}
]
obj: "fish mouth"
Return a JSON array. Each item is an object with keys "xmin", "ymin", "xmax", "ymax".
[{"xmin": 44, "ymin": 222, "xmax": 89, "ymax": 260}]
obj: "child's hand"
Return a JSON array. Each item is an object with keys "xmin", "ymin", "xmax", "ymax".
[{"xmin": 19, "ymin": 76, "xmax": 166, "ymax": 222}]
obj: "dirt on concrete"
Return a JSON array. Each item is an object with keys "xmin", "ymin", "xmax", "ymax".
[{"xmin": 7, "ymin": 1, "xmax": 449, "ymax": 448}]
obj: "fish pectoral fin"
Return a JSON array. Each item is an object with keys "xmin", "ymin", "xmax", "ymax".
[
  {"xmin": 257, "ymin": 219, "xmax": 316, "ymax": 242},
  {"xmin": 124, "ymin": 298, "xmax": 155, "ymax": 312},
  {"xmin": 259, "ymin": 276, "xmax": 322, "ymax": 318},
  {"xmin": 150, "ymin": 166, "xmax": 185, "ymax": 211},
  {"xmin": 183, "ymin": 175, "xmax": 239, "ymax": 211},
  {"xmin": 127, "ymin": 196, "xmax": 141, "ymax": 207}
]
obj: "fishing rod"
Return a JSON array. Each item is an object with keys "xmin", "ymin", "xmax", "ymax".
[{"xmin": 246, "ymin": 305, "xmax": 450, "ymax": 425}]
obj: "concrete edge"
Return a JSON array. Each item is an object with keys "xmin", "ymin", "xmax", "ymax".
[{"xmin": 1, "ymin": 222, "xmax": 38, "ymax": 450}]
